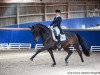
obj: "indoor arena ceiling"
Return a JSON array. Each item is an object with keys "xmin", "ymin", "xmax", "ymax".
[{"xmin": 0, "ymin": 0, "xmax": 100, "ymax": 3}]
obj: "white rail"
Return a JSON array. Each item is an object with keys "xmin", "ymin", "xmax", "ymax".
[
  {"xmin": 69, "ymin": 46, "xmax": 76, "ymax": 51},
  {"xmin": 34, "ymin": 44, "xmax": 100, "ymax": 52},
  {"xmin": 0, "ymin": 43, "xmax": 9, "ymax": 49},
  {"xmin": 0, "ymin": 43, "xmax": 31, "ymax": 50},
  {"xmin": 90, "ymin": 46, "xmax": 100, "ymax": 52},
  {"xmin": 35, "ymin": 44, "xmax": 44, "ymax": 50}
]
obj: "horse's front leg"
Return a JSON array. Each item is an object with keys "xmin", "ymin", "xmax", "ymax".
[
  {"xmin": 30, "ymin": 49, "xmax": 42, "ymax": 61},
  {"xmin": 30, "ymin": 45, "xmax": 50, "ymax": 61},
  {"xmin": 48, "ymin": 49, "xmax": 56, "ymax": 67}
]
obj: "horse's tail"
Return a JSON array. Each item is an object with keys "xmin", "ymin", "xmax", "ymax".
[{"xmin": 76, "ymin": 34, "xmax": 90, "ymax": 57}]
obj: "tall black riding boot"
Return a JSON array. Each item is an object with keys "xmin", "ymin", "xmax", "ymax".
[{"xmin": 57, "ymin": 35, "xmax": 61, "ymax": 48}]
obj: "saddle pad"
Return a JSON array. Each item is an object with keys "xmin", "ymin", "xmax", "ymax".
[{"xmin": 51, "ymin": 28, "xmax": 66, "ymax": 41}]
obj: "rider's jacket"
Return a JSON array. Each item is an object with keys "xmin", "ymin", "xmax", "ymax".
[{"xmin": 50, "ymin": 16, "xmax": 63, "ymax": 34}]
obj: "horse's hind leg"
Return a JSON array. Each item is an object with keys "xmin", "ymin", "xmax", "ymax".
[
  {"xmin": 65, "ymin": 46, "xmax": 73, "ymax": 66},
  {"xmin": 75, "ymin": 45, "xmax": 84, "ymax": 65},
  {"xmin": 48, "ymin": 50, "xmax": 56, "ymax": 67}
]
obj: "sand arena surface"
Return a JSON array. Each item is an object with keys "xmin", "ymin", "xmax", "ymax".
[{"xmin": 0, "ymin": 49, "xmax": 100, "ymax": 75}]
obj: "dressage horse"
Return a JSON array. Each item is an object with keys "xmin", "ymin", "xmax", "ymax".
[{"xmin": 29, "ymin": 23, "xmax": 90, "ymax": 67}]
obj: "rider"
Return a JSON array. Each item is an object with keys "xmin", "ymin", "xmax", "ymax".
[{"xmin": 49, "ymin": 10, "xmax": 63, "ymax": 48}]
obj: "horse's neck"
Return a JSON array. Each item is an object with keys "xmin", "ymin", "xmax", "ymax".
[
  {"xmin": 39, "ymin": 27, "xmax": 51, "ymax": 44},
  {"xmin": 40, "ymin": 30, "xmax": 50, "ymax": 40}
]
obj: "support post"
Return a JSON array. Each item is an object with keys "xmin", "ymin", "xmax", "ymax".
[
  {"xmin": 16, "ymin": 3, "xmax": 19, "ymax": 28},
  {"xmin": 44, "ymin": 3, "xmax": 47, "ymax": 21}
]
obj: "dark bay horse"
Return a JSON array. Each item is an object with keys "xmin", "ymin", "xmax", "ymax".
[{"xmin": 29, "ymin": 23, "xmax": 90, "ymax": 67}]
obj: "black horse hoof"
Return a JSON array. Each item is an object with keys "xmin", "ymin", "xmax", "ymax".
[
  {"xmin": 66, "ymin": 63, "xmax": 68, "ymax": 66},
  {"xmin": 30, "ymin": 58, "xmax": 33, "ymax": 61},
  {"xmin": 51, "ymin": 65, "xmax": 55, "ymax": 67},
  {"xmin": 51, "ymin": 63, "xmax": 56, "ymax": 67},
  {"xmin": 65, "ymin": 62, "xmax": 68, "ymax": 66}
]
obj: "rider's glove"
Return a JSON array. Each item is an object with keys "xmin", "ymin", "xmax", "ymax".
[
  {"xmin": 50, "ymin": 26, "xmax": 53, "ymax": 30},
  {"xmin": 48, "ymin": 25, "xmax": 53, "ymax": 30}
]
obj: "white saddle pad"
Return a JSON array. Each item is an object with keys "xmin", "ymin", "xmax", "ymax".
[{"xmin": 51, "ymin": 28, "xmax": 66, "ymax": 41}]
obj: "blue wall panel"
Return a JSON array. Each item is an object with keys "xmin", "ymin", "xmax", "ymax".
[
  {"xmin": 0, "ymin": 29, "xmax": 100, "ymax": 49},
  {"xmin": 64, "ymin": 30, "xmax": 100, "ymax": 49},
  {"xmin": 0, "ymin": 30, "xmax": 34, "ymax": 48},
  {"xmin": 1, "ymin": 17, "xmax": 100, "ymax": 49},
  {"xmin": 0, "ymin": 30, "xmax": 12, "ymax": 43}
]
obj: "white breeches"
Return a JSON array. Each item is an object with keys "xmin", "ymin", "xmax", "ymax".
[{"xmin": 53, "ymin": 27, "xmax": 60, "ymax": 36}]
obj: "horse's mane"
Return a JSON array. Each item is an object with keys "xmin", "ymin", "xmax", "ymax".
[{"xmin": 33, "ymin": 23, "xmax": 51, "ymax": 32}]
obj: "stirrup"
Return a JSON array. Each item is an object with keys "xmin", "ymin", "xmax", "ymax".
[{"xmin": 57, "ymin": 43, "xmax": 61, "ymax": 48}]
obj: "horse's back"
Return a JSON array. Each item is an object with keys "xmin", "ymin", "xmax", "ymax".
[
  {"xmin": 64, "ymin": 32, "xmax": 79, "ymax": 44},
  {"xmin": 65, "ymin": 32, "xmax": 76, "ymax": 38}
]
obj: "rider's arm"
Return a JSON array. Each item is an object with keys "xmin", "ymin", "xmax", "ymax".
[{"xmin": 50, "ymin": 17, "xmax": 56, "ymax": 26}]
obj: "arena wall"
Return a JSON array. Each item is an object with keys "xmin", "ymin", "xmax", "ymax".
[{"xmin": 0, "ymin": 28, "xmax": 100, "ymax": 49}]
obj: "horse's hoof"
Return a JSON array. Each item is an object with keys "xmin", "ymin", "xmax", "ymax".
[
  {"xmin": 81, "ymin": 62, "xmax": 84, "ymax": 66},
  {"xmin": 65, "ymin": 62, "xmax": 68, "ymax": 66},
  {"xmin": 30, "ymin": 58, "xmax": 33, "ymax": 61},
  {"xmin": 66, "ymin": 63, "xmax": 68, "ymax": 66},
  {"xmin": 51, "ymin": 65, "xmax": 55, "ymax": 67},
  {"xmin": 51, "ymin": 63, "xmax": 56, "ymax": 67}
]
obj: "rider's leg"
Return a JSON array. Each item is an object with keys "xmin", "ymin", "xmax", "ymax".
[
  {"xmin": 53, "ymin": 27, "xmax": 61, "ymax": 48},
  {"xmin": 57, "ymin": 34, "xmax": 61, "ymax": 48},
  {"xmin": 59, "ymin": 27, "xmax": 63, "ymax": 34}
]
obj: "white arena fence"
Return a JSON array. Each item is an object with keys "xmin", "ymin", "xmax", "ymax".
[
  {"xmin": 0, "ymin": 43, "xmax": 100, "ymax": 51},
  {"xmin": 69, "ymin": 45, "xmax": 76, "ymax": 52},
  {"xmin": 35, "ymin": 44, "xmax": 44, "ymax": 50},
  {"xmin": 90, "ymin": 46, "xmax": 100, "ymax": 52},
  {"xmin": 0, "ymin": 43, "xmax": 8, "ymax": 49},
  {"xmin": 0, "ymin": 43, "xmax": 31, "ymax": 50},
  {"xmin": 35, "ymin": 44, "xmax": 100, "ymax": 52}
]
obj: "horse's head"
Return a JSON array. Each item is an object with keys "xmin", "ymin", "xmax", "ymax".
[
  {"xmin": 29, "ymin": 23, "xmax": 51, "ymax": 42},
  {"xmin": 29, "ymin": 25, "xmax": 40, "ymax": 42}
]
